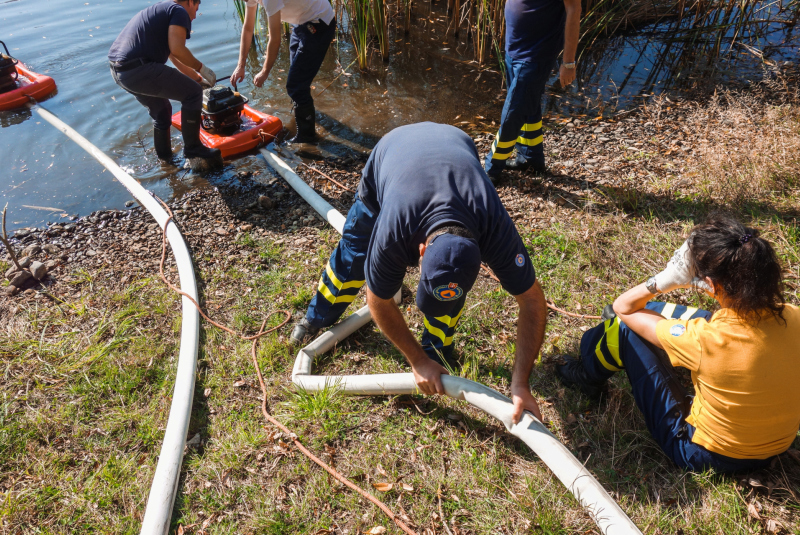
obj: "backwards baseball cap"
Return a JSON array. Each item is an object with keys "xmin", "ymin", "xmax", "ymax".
[{"xmin": 416, "ymin": 233, "xmax": 481, "ymax": 317}]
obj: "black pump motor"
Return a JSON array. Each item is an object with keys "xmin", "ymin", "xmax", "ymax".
[
  {"xmin": 0, "ymin": 41, "xmax": 19, "ymax": 94},
  {"xmin": 201, "ymin": 85, "xmax": 248, "ymax": 134}
]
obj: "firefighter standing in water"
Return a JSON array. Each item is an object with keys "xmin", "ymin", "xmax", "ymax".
[
  {"xmin": 484, "ymin": 0, "xmax": 581, "ymax": 179},
  {"xmin": 108, "ymin": 0, "xmax": 222, "ymax": 166},
  {"xmin": 231, "ymin": 0, "xmax": 335, "ymax": 144}
]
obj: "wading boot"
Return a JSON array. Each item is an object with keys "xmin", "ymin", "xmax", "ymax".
[
  {"xmin": 555, "ymin": 356, "xmax": 608, "ymax": 399},
  {"xmin": 290, "ymin": 318, "xmax": 320, "ymax": 346},
  {"xmin": 153, "ymin": 127, "xmax": 173, "ymax": 160},
  {"xmin": 181, "ymin": 109, "xmax": 223, "ymax": 169},
  {"xmin": 289, "ymin": 104, "xmax": 318, "ymax": 144}
]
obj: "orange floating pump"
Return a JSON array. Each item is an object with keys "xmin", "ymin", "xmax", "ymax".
[
  {"xmin": 0, "ymin": 41, "xmax": 57, "ymax": 111},
  {"xmin": 172, "ymin": 84, "xmax": 282, "ymax": 158}
]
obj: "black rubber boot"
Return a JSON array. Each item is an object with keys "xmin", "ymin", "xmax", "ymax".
[
  {"xmin": 290, "ymin": 104, "xmax": 318, "ymax": 144},
  {"xmin": 555, "ymin": 356, "xmax": 608, "ymax": 399},
  {"xmin": 153, "ymin": 127, "xmax": 173, "ymax": 160},
  {"xmin": 290, "ymin": 318, "xmax": 320, "ymax": 346},
  {"xmin": 181, "ymin": 109, "xmax": 223, "ymax": 167}
]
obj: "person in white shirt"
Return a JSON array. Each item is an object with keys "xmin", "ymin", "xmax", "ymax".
[{"xmin": 231, "ymin": 0, "xmax": 335, "ymax": 143}]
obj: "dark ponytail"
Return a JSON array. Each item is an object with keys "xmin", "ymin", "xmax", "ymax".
[{"xmin": 688, "ymin": 215, "xmax": 786, "ymax": 324}]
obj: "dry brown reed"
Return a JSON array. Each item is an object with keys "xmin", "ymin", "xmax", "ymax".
[{"xmin": 686, "ymin": 86, "xmax": 800, "ymax": 208}]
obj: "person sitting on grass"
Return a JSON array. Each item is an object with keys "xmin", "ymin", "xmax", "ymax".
[{"xmin": 556, "ymin": 215, "xmax": 800, "ymax": 472}]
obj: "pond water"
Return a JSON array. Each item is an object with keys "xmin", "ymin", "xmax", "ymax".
[{"xmin": 1, "ymin": 0, "xmax": 797, "ymax": 231}]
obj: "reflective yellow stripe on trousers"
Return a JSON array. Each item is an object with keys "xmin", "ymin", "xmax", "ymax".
[
  {"xmin": 318, "ymin": 261, "xmax": 364, "ymax": 304},
  {"xmin": 595, "ymin": 317, "xmax": 623, "ymax": 372},
  {"xmin": 423, "ymin": 307, "xmax": 464, "ymax": 347}
]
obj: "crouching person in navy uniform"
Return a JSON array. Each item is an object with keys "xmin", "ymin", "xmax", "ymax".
[
  {"xmin": 232, "ymin": 0, "xmax": 336, "ymax": 143},
  {"xmin": 556, "ymin": 216, "xmax": 800, "ymax": 472},
  {"xmin": 109, "ymin": 0, "xmax": 222, "ymax": 167},
  {"xmin": 291, "ymin": 122, "xmax": 549, "ymax": 424},
  {"xmin": 484, "ymin": 0, "xmax": 580, "ymax": 179}
]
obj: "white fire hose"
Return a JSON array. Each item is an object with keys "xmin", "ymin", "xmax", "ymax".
[
  {"xmin": 30, "ymin": 103, "xmax": 201, "ymax": 535},
  {"xmin": 260, "ymin": 147, "xmax": 643, "ymax": 535}
]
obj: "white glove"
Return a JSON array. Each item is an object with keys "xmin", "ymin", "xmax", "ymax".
[
  {"xmin": 653, "ymin": 240, "xmax": 709, "ymax": 293},
  {"xmin": 198, "ymin": 63, "xmax": 216, "ymax": 87}
]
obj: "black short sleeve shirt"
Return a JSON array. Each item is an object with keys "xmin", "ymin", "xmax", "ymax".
[{"xmin": 108, "ymin": 1, "xmax": 192, "ymax": 64}]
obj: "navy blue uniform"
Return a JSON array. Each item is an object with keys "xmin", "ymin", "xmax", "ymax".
[
  {"xmin": 484, "ymin": 0, "xmax": 566, "ymax": 176},
  {"xmin": 108, "ymin": 1, "xmax": 202, "ymax": 131},
  {"xmin": 305, "ymin": 123, "xmax": 536, "ymax": 361}
]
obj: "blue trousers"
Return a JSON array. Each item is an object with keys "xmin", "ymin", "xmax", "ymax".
[
  {"xmin": 305, "ymin": 197, "xmax": 466, "ymax": 364},
  {"xmin": 111, "ymin": 62, "xmax": 203, "ymax": 131},
  {"xmin": 484, "ymin": 53, "xmax": 557, "ymax": 176},
  {"xmin": 287, "ymin": 18, "xmax": 336, "ymax": 108},
  {"xmin": 580, "ymin": 302, "xmax": 773, "ymax": 473}
]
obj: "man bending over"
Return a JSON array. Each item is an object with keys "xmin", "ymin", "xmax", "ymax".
[{"xmin": 290, "ymin": 122, "xmax": 548, "ymax": 424}]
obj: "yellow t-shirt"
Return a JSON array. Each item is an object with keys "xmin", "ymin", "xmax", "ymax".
[{"xmin": 656, "ymin": 304, "xmax": 800, "ymax": 459}]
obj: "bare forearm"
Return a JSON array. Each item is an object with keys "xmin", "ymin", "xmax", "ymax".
[
  {"xmin": 260, "ymin": 34, "xmax": 280, "ymax": 76},
  {"xmin": 238, "ymin": 31, "xmax": 254, "ymax": 68},
  {"xmin": 612, "ymin": 283, "xmax": 664, "ymax": 348},
  {"xmin": 237, "ymin": 6, "xmax": 257, "ymax": 68},
  {"xmin": 170, "ymin": 55, "xmax": 199, "ymax": 80},
  {"xmin": 512, "ymin": 281, "xmax": 547, "ymax": 387},
  {"xmin": 172, "ymin": 47, "xmax": 200, "ymax": 69},
  {"xmin": 366, "ymin": 289, "xmax": 427, "ymax": 366},
  {"xmin": 563, "ymin": 3, "xmax": 581, "ymax": 63}
]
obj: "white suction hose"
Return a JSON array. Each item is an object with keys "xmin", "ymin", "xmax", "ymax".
[
  {"xmin": 262, "ymin": 147, "xmax": 643, "ymax": 535},
  {"xmin": 30, "ymin": 104, "xmax": 201, "ymax": 535}
]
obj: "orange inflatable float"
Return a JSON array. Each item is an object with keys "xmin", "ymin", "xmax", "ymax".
[
  {"xmin": 0, "ymin": 41, "xmax": 57, "ymax": 111},
  {"xmin": 171, "ymin": 85, "xmax": 282, "ymax": 159}
]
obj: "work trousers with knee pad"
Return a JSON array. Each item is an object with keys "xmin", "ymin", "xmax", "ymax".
[
  {"xmin": 304, "ymin": 196, "xmax": 466, "ymax": 363},
  {"xmin": 287, "ymin": 18, "xmax": 336, "ymax": 108},
  {"xmin": 578, "ymin": 302, "xmax": 772, "ymax": 473},
  {"xmin": 111, "ymin": 62, "xmax": 203, "ymax": 131},
  {"xmin": 484, "ymin": 53, "xmax": 557, "ymax": 177}
]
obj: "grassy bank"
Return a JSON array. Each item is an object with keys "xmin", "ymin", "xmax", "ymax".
[{"xmin": 2, "ymin": 84, "xmax": 800, "ymax": 534}]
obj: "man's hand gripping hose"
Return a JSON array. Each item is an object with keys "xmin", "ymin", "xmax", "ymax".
[{"xmin": 154, "ymin": 196, "xmax": 418, "ymax": 535}]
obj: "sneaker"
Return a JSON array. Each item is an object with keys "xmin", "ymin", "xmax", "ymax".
[
  {"xmin": 289, "ymin": 318, "xmax": 319, "ymax": 346},
  {"xmin": 555, "ymin": 356, "xmax": 608, "ymax": 399}
]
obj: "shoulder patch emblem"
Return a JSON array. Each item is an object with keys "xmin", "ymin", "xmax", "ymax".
[
  {"xmin": 670, "ymin": 324, "xmax": 686, "ymax": 337},
  {"xmin": 515, "ymin": 254, "xmax": 525, "ymax": 267},
  {"xmin": 433, "ymin": 284, "xmax": 463, "ymax": 301}
]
